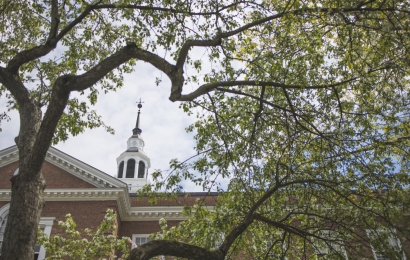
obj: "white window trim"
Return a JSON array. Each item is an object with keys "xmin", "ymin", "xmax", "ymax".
[
  {"xmin": 0, "ymin": 204, "xmax": 55, "ymax": 260},
  {"xmin": 366, "ymin": 229, "xmax": 407, "ymax": 260},
  {"xmin": 131, "ymin": 234, "xmax": 164, "ymax": 260},
  {"xmin": 131, "ymin": 234, "xmax": 151, "ymax": 249},
  {"xmin": 37, "ymin": 217, "xmax": 56, "ymax": 260}
]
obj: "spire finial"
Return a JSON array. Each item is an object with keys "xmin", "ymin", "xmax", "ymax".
[{"xmin": 133, "ymin": 99, "xmax": 144, "ymax": 136}]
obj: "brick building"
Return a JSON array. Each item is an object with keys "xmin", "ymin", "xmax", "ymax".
[
  {"xmin": 1, "ymin": 106, "xmax": 408, "ymax": 260},
  {"xmin": 0, "ymin": 105, "xmax": 216, "ymax": 260}
]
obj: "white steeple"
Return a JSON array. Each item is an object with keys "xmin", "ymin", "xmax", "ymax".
[{"xmin": 116, "ymin": 100, "xmax": 151, "ymax": 192}]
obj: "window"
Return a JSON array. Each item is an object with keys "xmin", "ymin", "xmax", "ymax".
[
  {"xmin": 35, "ymin": 218, "xmax": 55, "ymax": 260},
  {"xmin": 312, "ymin": 231, "xmax": 348, "ymax": 259},
  {"xmin": 117, "ymin": 161, "xmax": 124, "ymax": 178},
  {"xmin": 0, "ymin": 210, "xmax": 8, "ymax": 253},
  {"xmin": 131, "ymin": 235, "xmax": 164, "ymax": 260},
  {"xmin": 131, "ymin": 234, "xmax": 150, "ymax": 249},
  {"xmin": 366, "ymin": 229, "xmax": 406, "ymax": 260},
  {"xmin": 34, "ymin": 227, "xmax": 45, "ymax": 260},
  {"xmin": 0, "ymin": 204, "xmax": 55, "ymax": 260},
  {"xmin": 137, "ymin": 161, "xmax": 145, "ymax": 178},
  {"xmin": 126, "ymin": 159, "xmax": 136, "ymax": 178}
]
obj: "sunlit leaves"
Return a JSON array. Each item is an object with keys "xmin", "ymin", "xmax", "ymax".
[
  {"xmin": 1, "ymin": 0, "xmax": 410, "ymax": 258},
  {"xmin": 140, "ymin": 1, "xmax": 410, "ymax": 259}
]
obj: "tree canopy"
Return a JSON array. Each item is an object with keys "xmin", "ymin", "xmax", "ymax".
[{"xmin": 0, "ymin": 0, "xmax": 409, "ymax": 259}]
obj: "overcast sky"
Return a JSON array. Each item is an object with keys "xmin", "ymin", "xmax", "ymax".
[{"xmin": 0, "ymin": 61, "xmax": 206, "ymax": 191}]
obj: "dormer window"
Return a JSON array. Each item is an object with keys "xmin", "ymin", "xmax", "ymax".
[
  {"xmin": 126, "ymin": 159, "xmax": 136, "ymax": 178},
  {"xmin": 138, "ymin": 161, "xmax": 145, "ymax": 178}
]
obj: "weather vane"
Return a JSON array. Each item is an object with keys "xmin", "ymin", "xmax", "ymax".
[{"xmin": 136, "ymin": 98, "xmax": 144, "ymax": 109}]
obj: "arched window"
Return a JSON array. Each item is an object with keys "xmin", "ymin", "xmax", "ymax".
[
  {"xmin": 0, "ymin": 204, "xmax": 54, "ymax": 260},
  {"xmin": 138, "ymin": 161, "xmax": 145, "ymax": 178},
  {"xmin": 126, "ymin": 159, "xmax": 136, "ymax": 178},
  {"xmin": 0, "ymin": 206, "xmax": 8, "ymax": 253},
  {"xmin": 117, "ymin": 161, "xmax": 124, "ymax": 178}
]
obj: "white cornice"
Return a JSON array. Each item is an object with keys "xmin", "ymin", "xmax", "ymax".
[
  {"xmin": 0, "ymin": 188, "xmax": 191, "ymax": 221},
  {"xmin": 0, "ymin": 146, "xmax": 127, "ymax": 189},
  {"xmin": 0, "ymin": 146, "xmax": 19, "ymax": 166},
  {"xmin": 0, "ymin": 146, "xmax": 201, "ymax": 222},
  {"xmin": 46, "ymin": 147, "xmax": 127, "ymax": 188}
]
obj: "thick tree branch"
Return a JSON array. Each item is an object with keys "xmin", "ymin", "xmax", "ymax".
[
  {"xmin": 254, "ymin": 213, "xmax": 313, "ymax": 238},
  {"xmin": 219, "ymin": 180, "xmax": 291, "ymax": 254},
  {"xmin": 177, "ymin": 79, "xmax": 358, "ymax": 101},
  {"xmin": 30, "ymin": 77, "xmax": 70, "ymax": 171},
  {"xmin": 62, "ymin": 43, "xmax": 175, "ymax": 92},
  {"xmin": 127, "ymin": 240, "xmax": 224, "ymax": 260},
  {"xmin": 249, "ymin": 86, "xmax": 265, "ymax": 142},
  {"xmin": 171, "ymin": 5, "xmax": 401, "ymax": 101},
  {"xmin": 0, "ymin": 67, "xmax": 30, "ymax": 105},
  {"xmin": 30, "ymin": 43, "xmax": 176, "ymax": 166},
  {"xmin": 218, "ymin": 176, "xmax": 345, "ymax": 255},
  {"xmin": 47, "ymin": 0, "xmax": 59, "ymax": 42},
  {"xmin": 128, "ymin": 179, "xmax": 291, "ymax": 260},
  {"xmin": 95, "ymin": 1, "xmax": 261, "ymax": 15},
  {"xmin": 7, "ymin": 0, "xmax": 61, "ymax": 72},
  {"xmin": 0, "ymin": 69, "xmax": 43, "ymax": 174},
  {"xmin": 215, "ymin": 87, "xmax": 293, "ymax": 113}
]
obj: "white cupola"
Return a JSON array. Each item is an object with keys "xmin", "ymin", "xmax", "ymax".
[{"xmin": 116, "ymin": 101, "xmax": 151, "ymax": 192}]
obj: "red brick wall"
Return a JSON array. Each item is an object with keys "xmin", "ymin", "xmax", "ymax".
[
  {"xmin": 42, "ymin": 201, "xmax": 118, "ymax": 235},
  {"xmin": 0, "ymin": 160, "xmax": 96, "ymax": 189},
  {"xmin": 130, "ymin": 195, "xmax": 218, "ymax": 207},
  {"xmin": 41, "ymin": 161, "xmax": 97, "ymax": 188},
  {"xmin": 0, "ymin": 201, "xmax": 8, "ymax": 209},
  {"xmin": 0, "ymin": 161, "xmax": 18, "ymax": 188}
]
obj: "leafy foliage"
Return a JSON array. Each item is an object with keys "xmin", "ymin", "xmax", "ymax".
[
  {"xmin": 1, "ymin": 0, "xmax": 410, "ymax": 259},
  {"xmin": 37, "ymin": 209, "xmax": 129, "ymax": 260}
]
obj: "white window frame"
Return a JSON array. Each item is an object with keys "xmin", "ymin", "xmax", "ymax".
[
  {"xmin": 366, "ymin": 229, "xmax": 406, "ymax": 260},
  {"xmin": 131, "ymin": 234, "xmax": 151, "ymax": 249},
  {"xmin": 131, "ymin": 234, "xmax": 165, "ymax": 260},
  {"xmin": 0, "ymin": 204, "xmax": 55, "ymax": 260},
  {"xmin": 37, "ymin": 217, "xmax": 55, "ymax": 260}
]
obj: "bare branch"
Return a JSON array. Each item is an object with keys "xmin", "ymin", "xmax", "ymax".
[
  {"xmin": 254, "ymin": 213, "xmax": 313, "ymax": 238},
  {"xmin": 176, "ymin": 79, "xmax": 358, "ymax": 101},
  {"xmin": 94, "ymin": 1, "xmax": 263, "ymax": 16},
  {"xmin": 216, "ymin": 87, "xmax": 292, "ymax": 113},
  {"xmin": 249, "ymin": 86, "xmax": 265, "ymax": 142}
]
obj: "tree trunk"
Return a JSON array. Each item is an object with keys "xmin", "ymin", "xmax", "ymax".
[
  {"xmin": 1, "ymin": 169, "xmax": 46, "ymax": 260},
  {"xmin": 0, "ymin": 100, "xmax": 46, "ymax": 260}
]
